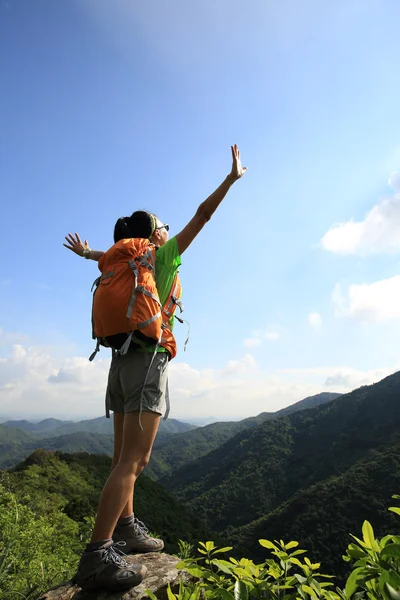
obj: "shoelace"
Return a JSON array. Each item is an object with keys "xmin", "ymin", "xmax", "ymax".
[
  {"xmin": 102, "ymin": 543, "xmax": 129, "ymax": 568},
  {"xmin": 134, "ymin": 518, "xmax": 150, "ymax": 535}
]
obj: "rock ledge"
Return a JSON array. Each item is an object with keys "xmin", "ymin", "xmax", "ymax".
[{"xmin": 38, "ymin": 552, "xmax": 191, "ymax": 600}]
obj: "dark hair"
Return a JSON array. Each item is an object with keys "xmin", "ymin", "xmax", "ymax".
[{"xmin": 113, "ymin": 210, "xmax": 156, "ymax": 243}]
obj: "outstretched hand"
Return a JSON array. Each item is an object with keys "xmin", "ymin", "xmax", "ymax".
[
  {"xmin": 63, "ymin": 233, "xmax": 89, "ymax": 257},
  {"xmin": 228, "ymin": 144, "xmax": 247, "ymax": 182}
]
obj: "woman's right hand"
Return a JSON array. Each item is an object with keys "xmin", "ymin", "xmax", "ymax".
[{"xmin": 63, "ymin": 233, "xmax": 89, "ymax": 257}]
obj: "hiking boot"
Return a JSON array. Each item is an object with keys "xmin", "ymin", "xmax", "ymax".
[
  {"xmin": 113, "ymin": 517, "xmax": 164, "ymax": 553},
  {"xmin": 74, "ymin": 541, "xmax": 147, "ymax": 591}
]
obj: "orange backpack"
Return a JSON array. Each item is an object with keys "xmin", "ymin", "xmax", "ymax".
[{"xmin": 89, "ymin": 238, "xmax": 183, "ymax": 361}]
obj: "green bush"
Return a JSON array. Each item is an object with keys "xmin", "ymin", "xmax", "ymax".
[{"xmin": 0, "ymin": 484, "xmax": 89, "ymax": 599}]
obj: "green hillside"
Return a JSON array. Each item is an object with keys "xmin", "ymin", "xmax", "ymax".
[
  {"xmin": 231, "ymin": 440, "xmax": 400, "ymax": 580},
  {"xmin": 147, "ymin": 420, "xmax": 248, "ymax": 479},
  {"xmin": 5, "ymin": 449, "xmax": 213, "ymax": 551},
  {"xmin": 0, "ymin": 449, "xmax": 217, "ymax": 598},
  {"xmin": 147, "ymin": 392, "xmax": 340, "ymax": 480},
  {"xmin": 162, "ymin": 372, "xmax": 400, "ymax": 533}
]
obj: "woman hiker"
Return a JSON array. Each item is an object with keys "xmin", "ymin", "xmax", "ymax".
[{"xmin": 63, "ymin": 145, "xmax": 247, "ymax": 592}]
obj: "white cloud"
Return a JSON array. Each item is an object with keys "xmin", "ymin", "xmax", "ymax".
[
  {"xmin": 333, "ymin": 275, "xmax": 400, "ymax": 322},
  {"xmin": 321, "ymin": 173, "xmax": 400, "ymax": 255},
  {"xmin": 0, "ymin": 328, "xmax": 111, "ymax": 420},
  {"xmin": 282, "ymin": 365, "xmax": 398, "ymax": 392},
  {"xmin": 0, "ymin": 327, "xmax": 398, "ymax": 422},
  {"xmin": 308, "ymin": 312, "xmax": 322, "ymax": 329},
  {"xmin": 224, "ymin": 354, "xmax": 257, "ymax": 374},
  {"xmin": 171, "ymin": 361, "xmax": 400, "ymax": 419}
]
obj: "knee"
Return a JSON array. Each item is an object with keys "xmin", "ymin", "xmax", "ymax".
[
  {"xmin": 136, "ymin": 453, "xmax": 151, "ymax": 475},
  {"xmin": 118, "ymin": 452, "xmax": 151, "ymax": 476}
]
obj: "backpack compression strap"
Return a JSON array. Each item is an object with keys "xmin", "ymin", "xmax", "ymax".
[{"xmin": 120, "ymin": 251, "xmax": 162, "ymax": 355}]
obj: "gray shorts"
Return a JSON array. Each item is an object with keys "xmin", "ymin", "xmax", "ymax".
[{"xmin": 105, "ymin": 351, "xmax": 169, "ymax": 417}]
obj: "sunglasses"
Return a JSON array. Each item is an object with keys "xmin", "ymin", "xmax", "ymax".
[{"xmin": 155, "ymin": 224, "xmax": 169, "ymax": 232}]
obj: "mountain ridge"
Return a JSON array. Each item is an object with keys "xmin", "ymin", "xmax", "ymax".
[
  {"xmin": 161, "ymin": 371, "xmax": 400, "ymax": 532},
  {"xmin": 147, "ymin": 391, "xmax": 341, "ymax": 479}
]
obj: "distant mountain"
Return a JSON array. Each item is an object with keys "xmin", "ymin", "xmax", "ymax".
[
  {"xmin": 183, "ymin": 417, "xmax": 224, "ymax": 426},
  {"xmin": 0, "ymin": 415, "xmax": 197, "ymax": 469},
  {"xmin": 3, "ymin": 417, "xmax": 74, "ymax": 434},
  {"xmin": 147, "ymin": 392, "xmax": 340, "ymax": 480},
  {"xmin": 0, "ymin": 424, "xmax": 33, "ymax": 443},
  {"xmin": 147, "ymin": 420, "xmax": 250, "ymax": 479},
  {"xmin": 162, "ymin": 372, "xmax": 400, "ymax": 536},
  {"xmin": 273, "ymin": 392, "xmax": 341, "ymax": 418},
  {"xmin": 0, "ymin": 425, "xmax": 114, "ymax": 469},
  {"xmin": 32, "ymin": 432, "xmax": 115, "ymax": 455},
  {"xmin": 0, "ymin": 424, "xmax": 34, "ymax": 469},
  {"xmin": 1, "ymin": 392, "xmax": 339, "ymax": 472},
  {"xmin": 2, "ymin": 415, "xmax": 195, "ymax": 439}
]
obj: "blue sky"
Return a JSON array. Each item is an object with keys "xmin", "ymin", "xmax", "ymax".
[{"xmin": 1, "ymin": 0, "xmax": 400, "ymax": 421}]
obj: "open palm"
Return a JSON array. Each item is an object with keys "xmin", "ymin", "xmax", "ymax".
[
  {"xmin": 228, "ymin": 144, "xmax": 247, "ymax": 181},
  {"xmin": 63, "ymin": 233, "xmax": 89, "ymax": 257}
]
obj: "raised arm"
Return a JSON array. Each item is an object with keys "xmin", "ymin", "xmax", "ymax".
[
  {"xmin": 63, "ymin": 233, "xmax": 104, "ymax": 262},
  {"xmin": 176, "ymin": 144, "xmax": 247, "ymax": 255}
]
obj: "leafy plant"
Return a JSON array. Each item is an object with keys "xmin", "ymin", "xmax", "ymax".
[
  {"xmin": 177, "ymin": 540, "xmax": 195, "ymax": 561},
  {"xmin": 341, "ymin": 495, "xmax": 400, "ymax": 599},
  {"xmin": 151, "ymin": 539, "xmax": 340, "ymax": 599}
]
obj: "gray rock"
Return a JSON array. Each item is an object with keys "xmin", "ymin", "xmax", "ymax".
[{"xmin": 38, "ymin": 552, "xmax": 193, "ymax": 600}]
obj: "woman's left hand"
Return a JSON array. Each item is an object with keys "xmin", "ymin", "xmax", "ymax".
[
  {"xmin": 227, "ymin": 144, "xmax": 247, "ymax": 182},
  {"xmin": 63, "ymin": 232, "xmax": 89, "ymax": 257}
]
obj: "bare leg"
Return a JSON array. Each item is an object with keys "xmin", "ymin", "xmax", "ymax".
[
  {"xmin": 113, "ymin": 412, "xmax": 133, "ymax": 519},
  {"xmin": 112, "ymin": 412, "xmax": 124, "ymax": 470},
  {"xmin": 91, "ymin": 411, "xmax": 160, "ymax": 543}
]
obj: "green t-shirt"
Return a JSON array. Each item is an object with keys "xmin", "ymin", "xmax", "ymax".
[
  {"xmin": 147, "ymin": 236, "xmax": 182, "ymax": 352},
  {"xmin": 155, "ymin": 236, "xmax": 182, "ymax": 306}
]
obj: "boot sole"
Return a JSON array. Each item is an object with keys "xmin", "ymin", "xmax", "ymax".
[
  {"xmin": 124, "ymin": 543, "xmax": 164, "ymax": 554},
  {"xmin": 74, "ymin": 565, "xmax": 147, "ymax": 591}
]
